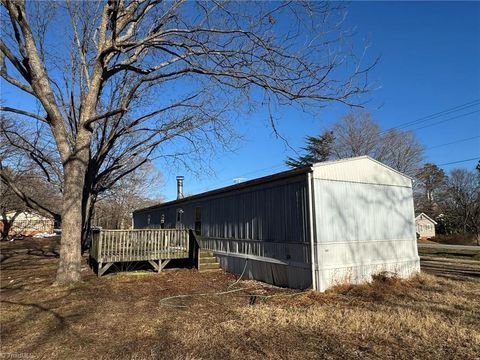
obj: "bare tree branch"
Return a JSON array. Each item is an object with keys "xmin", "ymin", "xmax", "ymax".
[
  {"xmin": 0, "ymin": 0, "xmax": 374, "ymax": 284},
  {"xmin": 0, "ymin": 167, "xmax": 60, "ymax": 221},
  {"xmin": 0, "ymin": 106, "xmax": 48, "ymax": 123}
]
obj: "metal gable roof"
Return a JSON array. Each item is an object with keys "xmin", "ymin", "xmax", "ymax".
[{"xmin": 312, "ymin": 156, "xmax": 412, "ymax": 187}]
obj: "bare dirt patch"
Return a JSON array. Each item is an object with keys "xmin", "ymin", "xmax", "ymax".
[{"xmin": 1, "ymin": 238, "xmax": 480, "ymax": 359}]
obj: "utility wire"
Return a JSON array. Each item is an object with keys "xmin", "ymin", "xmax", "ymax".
[
  {"xmin": 216, "ymin": 131, "xmax": 480, "ymax": 185},
  {"xmin": 193, "ymin": 132, "xmax": 480, "ymax": 193},
  {"xmin": 189, "ymin": 102, "xmax": 480, "ymax": 194},
  {"xmin": 189, "ymin": 154, "xmax": 480, "ymax": 196},
  {"xmin": 409, "ymin": 109, "xmax": 480, "ymax": 132},
  {"xmin": 380, "ymin": 99, "xmax": 480, "ymax": 134},
  {"xmin": 426, "ymin": 135, "xmax": 480, "ymax": 150},
  {"xmin": 438, "ymin": 157, "xmax": 480, "ymax": 166},
  {"xmin": 397, "ymin": 100, "xmax": 479, "ymax": 129}
]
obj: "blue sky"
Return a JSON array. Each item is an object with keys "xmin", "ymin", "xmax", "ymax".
[
  {"xmin": 1, "ymin": 2, "xmax": 479, "ymax": 200},
  {"xmin": 169, "ymin": 1, "xmax": 480, "ymax": 199}
]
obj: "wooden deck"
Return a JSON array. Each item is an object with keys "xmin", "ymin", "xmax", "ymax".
[{"xmin": 90, "ymin": 229, "xmax": 190, "ymax": 276}]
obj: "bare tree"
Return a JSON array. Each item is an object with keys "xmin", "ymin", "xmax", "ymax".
[
  {"xmin": 379, "ymin": 129, "xmax": 424, "ymax": 176},
  {"xmin": 1, "ymin": 118, "xmax": 27, "ymax": 239},
  {"xmin": 330, "ymin": 111, "xmax": 383, "ymax": 160},
  {"xmin": 0, "ymin": 1, "xmax": 374, "ymax": 284},
  {"xmin": 0, "ymin": 170, "xmax": 25, "ymax": 240},
  {"xmin": 416, "ymin": 163, "xmax": 446, "ymax": 202},
  {"xmin": 93, "ymin": 162, "xmax": 162, "ymax": 230},
  {"xmin": 440, "ymin": 168, "xmax": 480, "ymax": 245},
  {"xmin": 287, "ymin": 111, "xmax": 424, "ymax": 176},
  {"xmin": 0, "ymin": 167, "xmax": 60, "ymax": 240},
  {"xmin": 0, "ymin": 116, "xmax": 62, "ymax": 219}
]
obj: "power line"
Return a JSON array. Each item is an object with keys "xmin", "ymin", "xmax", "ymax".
[
  {"xmin": 438, "ymin": 157, "xmax": 480, "ymax": 166},
  {"xmin": 426, "ymin": 135, "xmax": 480, "ymax": 150},
  {"xmin": 409, "ymin": 109, "xmax": 480, "ymax": 132},
  {"xmin": 230, "ymin": 163, "xmax": 285, "ymax": 178},
  {"xmin": 381, "ymin": 99, "xmax": 480, "ymax": 134},
  {"xmin": 398, "ymin": 100, "xmax": 480, "ymax": 129},
  {"xmin": 188, "ymin": 155, "xmax": 480, "ymax": 196},
  {"xmin": 195, "ymin": 133, "xmax": 480, "ymax": 192},
  {"xmin": 188, "ymin": 102, "xmax": 480, "ymax": 194}
]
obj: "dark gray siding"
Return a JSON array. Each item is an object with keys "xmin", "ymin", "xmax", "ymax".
[
  {"xmin": 133, "ymin": 173, "xmax": 311, "ymax": 288},
  {"xmin": 134, "ymin": 174, "xmax": 310, "ymax": 243}
]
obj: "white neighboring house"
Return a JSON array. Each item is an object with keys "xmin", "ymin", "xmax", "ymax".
[
  {"xmin": 2, "ymin": 211, "xmax": 54, "ymax": 236},
  {"xmin": 415, "ymin": 213, "xmax": 437, "ymax": 239}
]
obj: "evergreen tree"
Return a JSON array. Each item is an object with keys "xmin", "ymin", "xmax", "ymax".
[{"xmin": 285, "ymin": 131, "xmax": 334, "ymax": 167}]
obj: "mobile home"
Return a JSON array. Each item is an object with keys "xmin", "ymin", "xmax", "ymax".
[{"xmin": 133, "ymin": 156, "xmax": 420, "ymax": 291}]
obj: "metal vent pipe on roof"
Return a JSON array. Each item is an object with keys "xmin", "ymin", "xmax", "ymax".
[{"xmin": 176, "ymin": 176, "xmax": 184, "ymax": 199}]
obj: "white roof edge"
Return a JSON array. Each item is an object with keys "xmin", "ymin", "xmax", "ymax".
[
  {"xmin": 415, "ymin": 212, "xmax": 438, "ymax": 224},
  {"xmin": 6, "ymin": 210, "xmax": 52, "ymax": 218},
  {"xmin": 311, "ymin": 156, "xmax": 413, "ymax": 181}
]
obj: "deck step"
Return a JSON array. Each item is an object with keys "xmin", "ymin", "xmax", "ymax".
[
  {"xmin": 198, "ymin": 249, "xmax": 221, "ymax": 272},
  {"xmin": 199, "ymin": 256, "xmax": 217, "ymax": 264},
  {"xmin": 199, "ymin": 268, "xmax": 222, "ymax": 273},
  {"xmin": 199, "ymin": 262, "xmax": 221, "ymax": 271},
  {"xmin": 200, "ymin": 250, "xmax": 214, "ymax": 257}
]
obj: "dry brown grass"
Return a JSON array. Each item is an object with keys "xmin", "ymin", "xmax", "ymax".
[{"xmin": 1, "ymin": 238, "xmax": 480, "ymax": 359}]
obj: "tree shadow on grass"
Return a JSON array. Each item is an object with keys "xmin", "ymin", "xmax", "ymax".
[{"xmin": 0, "ymin": 292, "xmax": 88, "ymax": 355}]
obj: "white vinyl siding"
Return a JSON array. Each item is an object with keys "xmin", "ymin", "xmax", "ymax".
[{"xmin": 311, "ymin": 157, "xmax": 419, "ymax": 292}]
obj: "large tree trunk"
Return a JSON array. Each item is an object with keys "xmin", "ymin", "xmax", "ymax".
[
  {"xmin": 1, "ymin": 211, "xmax": 20, "ymax": 241},
  {"xmin": 1, "ymin": 220, "xmax": 12, "ymax": 241},
  {"xmin": 81, "ymin": 165, "xmax": 98, "ymax": 254},
  {"xmin": 55, "ymin": 161, "xmax": 86, "ymax": 285},
  {"xmin": 81, "ymin": 193, "xmax": 96, "ymax": 254}
]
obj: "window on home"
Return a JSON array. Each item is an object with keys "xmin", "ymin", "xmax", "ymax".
[
  {"xmin": 176, "ymin": 209, "xmax": 184, "ymax": 224},
  {"xmin": 195, "ymin": 206, "xmax": 202, "ymax": 235}
]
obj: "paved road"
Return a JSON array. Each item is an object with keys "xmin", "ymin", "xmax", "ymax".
[
  {"xmin": 420, "ymin": 257, "xmax": 480, "ymax": 280},
  {"xmin": 418, "ymin": 243, "xmax": 480, "ymax": 251}
]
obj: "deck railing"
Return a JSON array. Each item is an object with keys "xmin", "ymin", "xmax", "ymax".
[{"xmin": 90, "ymin": 229, "xmax": 189, "ymax": 264}]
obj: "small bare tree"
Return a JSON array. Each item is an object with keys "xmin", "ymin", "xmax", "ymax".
[
  {"xmin": 0, "ymin": 116, "xmax": 62, "ymax": 219},
  {"xmin": 1, "ymin": 1, "xmax": 373, "ymax": 284},
  {"xmin": 0, "ymin": 169, "xmax": 26, "ymax": 240},
  {"xmin": 287, "ymin": 111, "xmax": 424, "ymax": 176},
  {"xmin": 0, "ymin": 170, "xmax": 60, "ymax": 239},
  {"xmin": 330, "ymin": 111, "xmax": 383, "ymax": 160},
  {"xmin": 0, "ymin": 163, "xmax": 61, "ymax": 240},
  {"xmin": 416, "ymin": 163, "xmax": 446, "ymax": 203},
  {"xmin": 440, "ymin": 168, "xmax": 480, "ymax": 245},
  {"xmin": 93, "ymin": 162, "xmax": 162, "ymax": 230}
]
